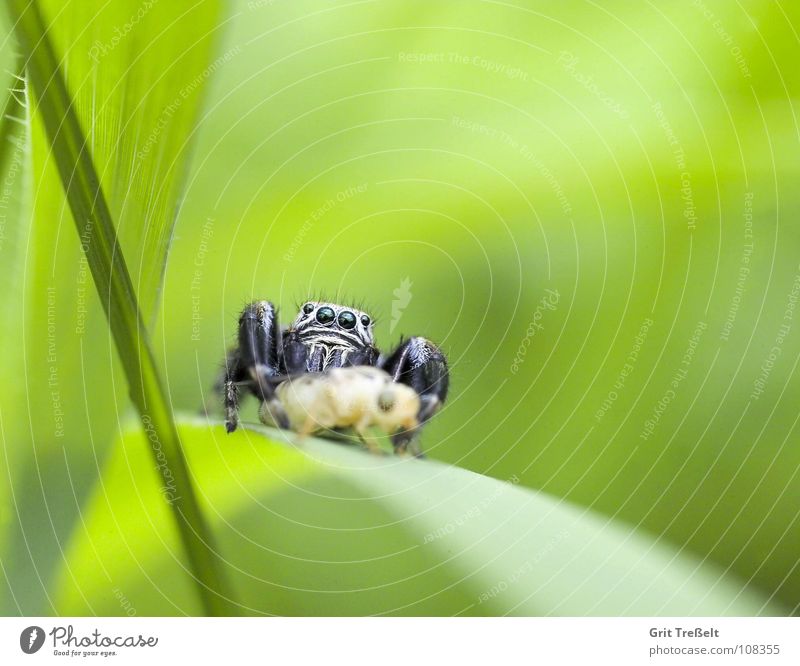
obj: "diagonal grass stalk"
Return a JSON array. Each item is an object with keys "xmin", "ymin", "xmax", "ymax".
[{"xmin": 5, "ymin": 0, "xmax": 238, "ymax": 616}]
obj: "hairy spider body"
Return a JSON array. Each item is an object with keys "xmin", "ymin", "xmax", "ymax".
[{"xmin": 217, "ymin": 300, "xmax": 449, "ymax": 455}]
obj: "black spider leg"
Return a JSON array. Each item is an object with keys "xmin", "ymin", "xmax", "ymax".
[
  {"xmin": 344, "ymin": 345, "xmax": 380, "ymax": 367},
  {"xmin": 281, "ymin": 328, "xmax": 311, "ymax": 374},
  {"xmin": 207, "ymin": 347, "xmax": 238, "ymax": 419},
  {"xmin": 224, "ymin": 301, "xmax": 287, "ymax": 433},
  {"xmin": 381, "ymin": 337, "xmax": 449, "ymax": 455}
]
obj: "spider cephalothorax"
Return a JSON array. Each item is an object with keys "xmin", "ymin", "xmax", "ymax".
[
  {"xmin": 290, "ymin": 301, "xmax": 376, "ymax": 370},
  {"xmin": 216, "ymin": 300, "xmax": 449, "ymax": 455}
]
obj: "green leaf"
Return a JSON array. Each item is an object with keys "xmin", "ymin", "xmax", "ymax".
[
  {"xmin": 0, "ymin": 53, "xmax": 30, "ymax": 565},
  {"xmin": 55, "ymin": 419, "xmax": 784, "ymax": 616},
  {"xmin": 33, "ymin": 0, "xmax": 226, "ymax": 316},
  {"xmin": 0, "ymin": 0, "xmax": 233, "ymax": 615}
]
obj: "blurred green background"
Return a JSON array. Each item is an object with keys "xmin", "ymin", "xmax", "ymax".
[{"xmin": 1, "ymin": 0, "xmax": 799, "ymax": 615}]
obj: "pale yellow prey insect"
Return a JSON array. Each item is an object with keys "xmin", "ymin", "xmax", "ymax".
[{"xmin": 259, "ymin": 366, "xmax": 422, "ymax": 454}]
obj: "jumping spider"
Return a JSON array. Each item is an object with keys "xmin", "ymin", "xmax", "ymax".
[{"xmin": 216, "ymin": 300, "xmax": 449, "ymax": 455}]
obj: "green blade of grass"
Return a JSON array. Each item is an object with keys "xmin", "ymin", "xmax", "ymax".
[{"xmin": 5, "ymin": 0, "xmax": 237, "ymax": 616}]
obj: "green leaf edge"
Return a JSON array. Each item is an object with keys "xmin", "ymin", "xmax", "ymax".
[{"xmin": 56, "ymin": 417, "xmax": 785, "ymax": 616}]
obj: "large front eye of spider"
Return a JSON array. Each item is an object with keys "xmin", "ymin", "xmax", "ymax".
[
  {"xmin": 316, "ymin": 306, "xmax": 335, "ymax": 325},
  {"xmin": 337, "ymin": 311, "xmax": 357, "ymax": 330}
]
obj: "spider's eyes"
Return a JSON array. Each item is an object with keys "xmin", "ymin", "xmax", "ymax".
[
  {"xmin": 302, "ymin": 303, "xmax": 314, "ymax": 315},
  {"xmin": 316, "ymin": 307, "xmax": 335, "ymax": 325},
  {"xmin": 361, "ymin": 315, "xmax": 371, "ymax": 327},
  {"xmin": 338, "ymin": 311, "xmax": 357, "ymax": 330}
]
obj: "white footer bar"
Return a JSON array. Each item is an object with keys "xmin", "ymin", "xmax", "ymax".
[{"xmin": 1, "ymin": 617, "xmax": 797, "ymax": 665}]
